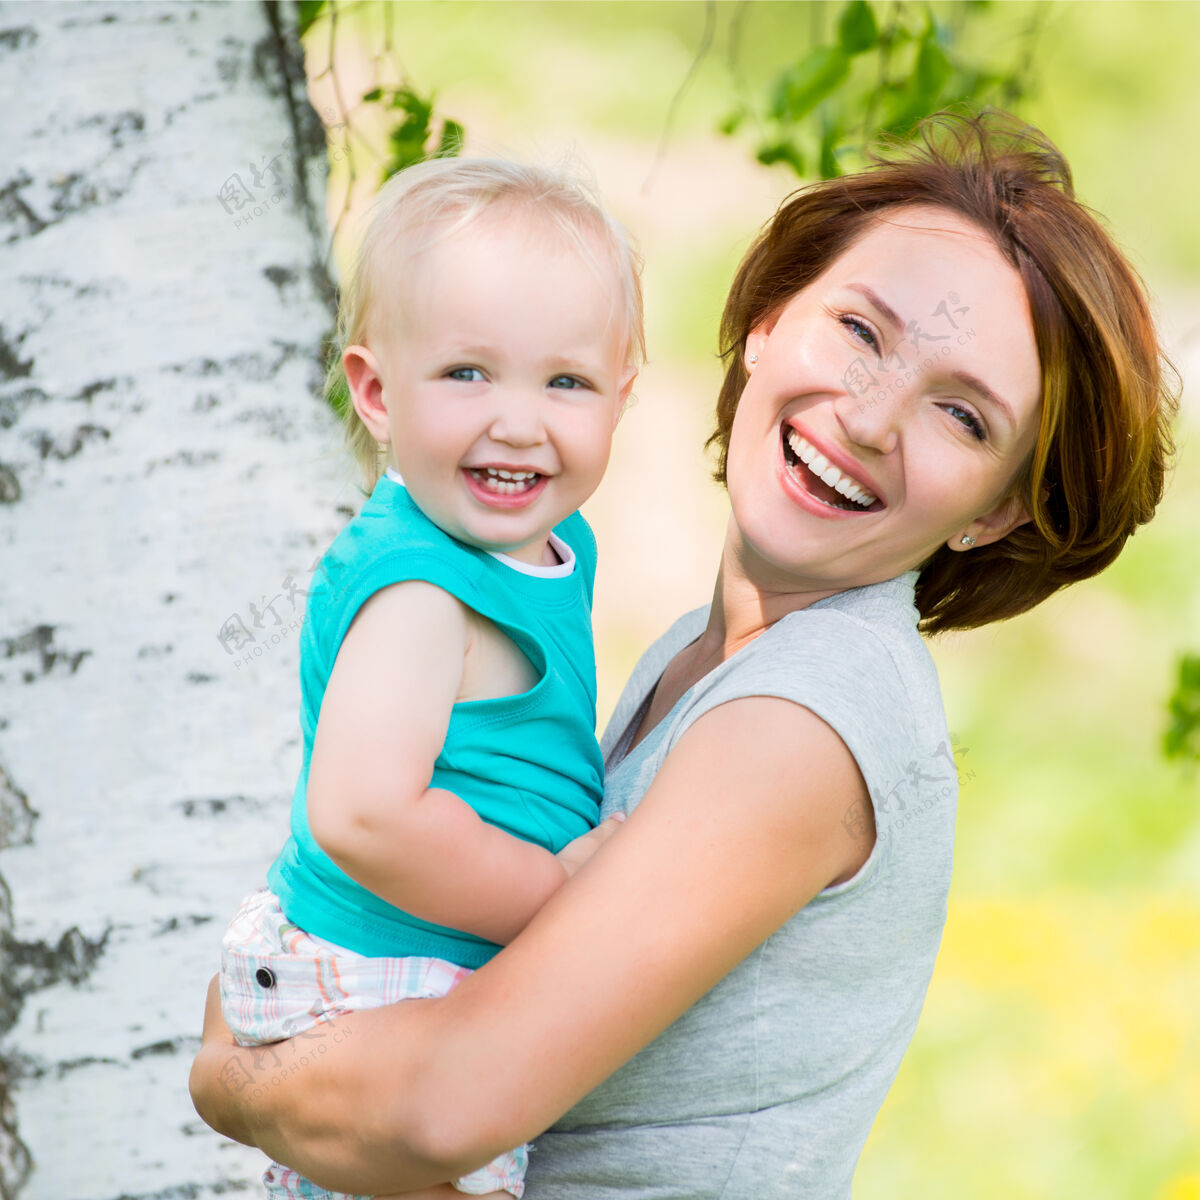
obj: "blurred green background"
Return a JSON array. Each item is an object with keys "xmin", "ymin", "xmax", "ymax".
[{"xmin": 303, "ymin": 3, "xmax": 1199, "ymax": 1195}]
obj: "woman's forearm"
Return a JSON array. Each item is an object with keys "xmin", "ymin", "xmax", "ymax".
[
  {"xmin": 190, "ymin": 978, "xmax": 471, "ymax": 1193},
  {"xmin": 192, "ymin": 697, "xmax": 874, "ymax": 1191}
]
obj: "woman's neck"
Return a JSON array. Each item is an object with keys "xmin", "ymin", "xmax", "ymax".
[{"xmin": 699, "ymin": 515, "xmax": 844, "ymax": 662}]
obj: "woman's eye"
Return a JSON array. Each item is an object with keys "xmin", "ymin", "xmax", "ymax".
[
  {"xmin": 446, "ymin": 366, "xmax": 485, "ymax": 383},
  {"xmin": 943, "ymin": 402, "xmax": 986, "ymax": 442},
  {"xmin": 838, "ymin": 314, "xmax": 879, "ymax": 353},
  {"xmin": 548, "ymin": 374, "xmax": 589, "ymax": 390}
]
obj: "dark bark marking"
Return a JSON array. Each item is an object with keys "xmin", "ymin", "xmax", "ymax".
[
  {"xmin": 0, "ymin": 766, "xmax": 37, "ymax": 851},
  {"xmin": 0, "ymin": 626, "xmax": 91, "ymax": 681},
  {"xmin": 0, "ymin": 173, "xmax": 48, "ymax": 241},
  {"xmin": 0, "ymin": 26, "xmax": 35, "ymax": 53},
  {"xmin": 32, "ymin": 423, "xmax": 111, "ymax": 461},
  {"xmin": 151, "ymin": 914, "xmax": 213, "ymax": 937},
  {"xmin": 0, "ymin": 329, "xmax": 32, "ymax": 383},
  {"xmin": 173, "ymin": 796, "xmax": 259, "ymax": 819}
]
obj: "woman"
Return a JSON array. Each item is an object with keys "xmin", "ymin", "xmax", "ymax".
[{"xmin": 189, "ymin": 112, "xmax": 1175, "ymax": 1198}]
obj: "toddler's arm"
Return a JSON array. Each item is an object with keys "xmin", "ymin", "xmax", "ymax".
[{"xmin": 306, "ymin": 580, "xmax": 618, "ymax": 945}]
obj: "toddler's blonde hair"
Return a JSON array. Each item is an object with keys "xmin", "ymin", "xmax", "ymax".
[{"xmin": 327, "ymin": 157, "xmax": 646, "ymax": 490}]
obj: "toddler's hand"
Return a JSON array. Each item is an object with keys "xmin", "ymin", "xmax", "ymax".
[{"xmin": 556, "ymin": 813, "xmax": 625, "ymax": 878}]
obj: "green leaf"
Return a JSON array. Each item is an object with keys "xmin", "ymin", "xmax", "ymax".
[
  {"xmin": 818, "ymin": 116, "xmax": 843, "ymax": 178},
  {"xmin": 838, "ymin": 0, "xmax": 878, "ymax": 55},
  {"xmin": 361, "ymin": 87, "xmax": 384, "ymax": 104},
  {"xmin": 756, "ymin": 141, "xmax": 806, "ymax": 175},
  {"xmin": 391, "ymin": 87, "xmax": 432, "ymax": 126},
  {"xmin": 1165, "ymin": 652, "xmax": 1200, "ymax": 762},
  {"xmin": 435, "ymin": 119, "xmax": 465, "ymax": 158},
  {"xmin": 773, "ymin": 45, "xmax": 851, "ymax": 123},
  {"xmin": 719, "ymin": 106, "xmax": 746, "ymax": 137},
  {"xmin": 325, "ymin": 369, "xmax": 350, "ymax": 420},
  {"xmin": 387, "ymin": 124, "xmax": 430, "ymax": 174},
  {"xmin": 297, "ymin": 0, "xmax": 327, "ymax": 39},
  {"xmin": 915, "ymin": 32, "xmax": 952, "ymax": 100}
]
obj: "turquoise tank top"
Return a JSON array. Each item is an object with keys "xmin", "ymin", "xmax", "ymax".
[{"xmin": 268, "ymin": 475, "xmax": 603, "ymax": 966}]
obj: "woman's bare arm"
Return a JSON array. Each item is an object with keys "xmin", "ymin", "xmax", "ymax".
[{"xmin": 191, "ymin": 694, "xmax": 875, "ymax": 1194}]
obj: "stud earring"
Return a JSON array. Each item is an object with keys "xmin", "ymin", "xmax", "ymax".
[
  {"xmin": 748, "ymin": 354, "xmax": 759, "ymax": 365},
  {"xmin": 960, "ymin": 534, "xmax": 977, "ymax": 547}
]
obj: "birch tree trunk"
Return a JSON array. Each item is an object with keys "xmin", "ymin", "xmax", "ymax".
[{"xmin": 0, "ymin": 3, "xmax": 344, "ymax": 1195}]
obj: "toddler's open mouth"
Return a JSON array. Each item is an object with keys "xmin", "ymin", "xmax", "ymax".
[{"xmin": 468, "ymin": 467, "xmax": 542, "ymax": 496}]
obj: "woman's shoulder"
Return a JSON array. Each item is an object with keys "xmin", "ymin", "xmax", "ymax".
[
  {"xmin": 668, "ymin": 572, "xmax": 949, "ymax": 847},
  {"xmin": 700, "ymin": 571, "xmax": 931, "ymax": 717}
]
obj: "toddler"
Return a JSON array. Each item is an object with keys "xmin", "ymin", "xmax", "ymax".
[{"xmin": 219, "ymin": 157, "xmax": 644, "ymax": 1200}]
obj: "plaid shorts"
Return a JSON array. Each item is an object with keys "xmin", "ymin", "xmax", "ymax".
[{"xmin": 220, "ymin": 887, "xmax": 528, "ymax": 1199}]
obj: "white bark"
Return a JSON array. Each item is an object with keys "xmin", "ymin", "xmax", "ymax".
[{"xmin": 0, "ymin": 3, "xmax": 345, "ymax": 1195}]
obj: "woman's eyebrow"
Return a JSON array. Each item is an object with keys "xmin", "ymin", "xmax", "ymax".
[
  {"xmin": 949, "ymin": 369, "xmax": 1016, "ymax": 432},
  {"xmin": 846, "ymin": 283, "xmax": 904, "ymax": 334},
  {"xmin": 846, "ymin": 283, "xmax": 1018, "ymax": 432}
]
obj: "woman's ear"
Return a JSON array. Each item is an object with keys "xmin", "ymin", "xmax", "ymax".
[
  {"xmin": 343, "ymin": 345, "xmax": 389, "ymax": 443},
  {"xmin": 744, "ymin": 312, "xmax": 780, "ymax": 371},
  {"xmin": 949, "ymin": 492, "xmax": 1032, "ymax": 552}
]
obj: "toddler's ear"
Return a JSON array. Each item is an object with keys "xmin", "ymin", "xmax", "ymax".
[
  {"xmin": 343, "ymin": 345, "xmax": 389, "ymax": 442},
  {"xmin": 615, "ymin": 366, "xmax": 638, "ymax": 428}
]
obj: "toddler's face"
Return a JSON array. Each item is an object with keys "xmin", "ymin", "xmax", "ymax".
[{"xmin": 358, "ymin": 212, "xmax": 635, "ymax": 565}]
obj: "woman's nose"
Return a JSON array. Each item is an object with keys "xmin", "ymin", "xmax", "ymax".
[{"xmin": 833, "ymin": 386, "xmax": 900, "ymax": 456}]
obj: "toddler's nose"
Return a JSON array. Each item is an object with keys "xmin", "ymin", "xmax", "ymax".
[{"xmin": 488, "ymin": 390, "xmax": 548, "ymax": 447}]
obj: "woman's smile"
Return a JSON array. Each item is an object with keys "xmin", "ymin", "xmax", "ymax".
[
  {"xmin": 728, "ymin": 205, "xmax": 1043, "ymax": 591},
  {"xmin": 780, "ymin": 426, "xmax": 884, "ymax": 512}
]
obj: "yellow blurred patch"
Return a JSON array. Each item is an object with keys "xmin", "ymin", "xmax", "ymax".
[{"xmin": 1160, "ymin": 1175, "xmax": 1200, "ymax": 1200}]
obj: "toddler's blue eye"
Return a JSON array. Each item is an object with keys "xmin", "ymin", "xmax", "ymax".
[
  {"xmin": 447, "ymin": 366, "xmax": 484, "ymax": 382},
  {"xmin": 549, "ymin": 375, "xmax": 588, "ymax": 390}
]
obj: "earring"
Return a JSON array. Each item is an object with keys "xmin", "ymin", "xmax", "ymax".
[
  {"xmin": 960, "ymin": 534, "xmax": 977, "ymax": 547},
  {"xmin": 748, "ymin": 354, "xmax": 759, "ymax": 365}
]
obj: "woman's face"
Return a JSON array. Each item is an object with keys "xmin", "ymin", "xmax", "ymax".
[{"xmin": 725, "ymin": 205, "xmax": 1043, "ymax": 594}]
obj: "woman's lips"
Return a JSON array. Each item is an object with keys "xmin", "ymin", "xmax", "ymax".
[{"xmin": 780, "ymin": 427, "xmax": 883, "ymax": 513}]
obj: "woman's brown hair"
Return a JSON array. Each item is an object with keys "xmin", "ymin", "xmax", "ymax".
[{"xmin": 709, "ymin": 110, "xmax": 1177, "ymax": 633}]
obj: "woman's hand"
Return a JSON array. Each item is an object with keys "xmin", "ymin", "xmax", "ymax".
[
  {"xmin": 189, "ymin": 975, "xmax": 255, "ymax": 1146},
  {"xmin": 555, "ymin": 811, "xmax": 625, "ymax": 877},
  {"xmin": 189, "ymin": 695, "xmax": 873, "ymax": 1193}
]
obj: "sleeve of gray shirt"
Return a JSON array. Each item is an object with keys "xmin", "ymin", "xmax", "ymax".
[{"xmin": 525, "ymin": 572, "xmax": 957, "ymax": 1200}]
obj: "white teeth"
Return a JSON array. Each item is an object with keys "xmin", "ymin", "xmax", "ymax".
[
  {"xmin": 482, "ymin": 467, "xmax": 535, "ymax": 481},
  {"xmin": 784, "ymin": 429, "xmax": 878, "ymax": 508},
  {"xmin": 471, "ymin": 467, "xmax": 539, "ymax": 494}
]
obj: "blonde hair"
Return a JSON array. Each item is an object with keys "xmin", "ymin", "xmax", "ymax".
[{"xmin": 327, "ymin": 157, "xmax": 646, "ymax": 490}]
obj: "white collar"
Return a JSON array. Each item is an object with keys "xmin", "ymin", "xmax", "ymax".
[{"xmin": 384, "ymin": 468, "xmax": 575, "ymax": 577}]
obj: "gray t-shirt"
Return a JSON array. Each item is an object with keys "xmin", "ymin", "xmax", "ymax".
[{"xmin": 524, "ymin": 571, "xmax": 956, "ymax": 1199}]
